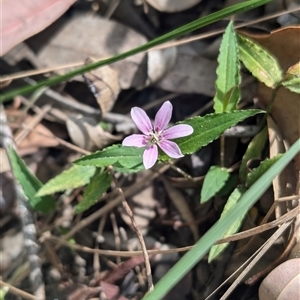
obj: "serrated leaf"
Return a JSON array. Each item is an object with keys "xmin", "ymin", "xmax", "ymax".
[
  {"xmin": 239, "ymin": 126, "xmax": 268, "ymax": 183},
  {"xmin": 173, "ymin": 109, "xmax": 264, "ymax": 156},
  {"xmin": 214, "ymin": 21, "xmax": 241, "ymax": 113},
  {"xmin": 282, "ymin": 61, "xmax": 300, "ymax": 94},
  {"xmin": 200, "ymin": 166, "xmax": 230, "ymax": 203},
  {"xmin": 112, "ymin": 162, "xmax": 145, "ymax": 173},
  {"xmin": 237, "ymin": 34, "xmax": 283, "ymax": 88},
  {"xmin": 74, "ymin": 144, "xmax": 144, "ymax": 169},
  {"xmin": 8, "ymin": 147, "xmax": 55, "ymax": 213},
  {"xmin": 208, "ymin": 185, "xmax": 247, "ymax": 262},
  {"xmin": 36, "ymin": 164, "xmax": 96, "ymax": 196},
  {"xmin": 246, "ymin": 154, "xmax": 283, "ymax": 187},
  {"xmin": 75, "ymin": 170, "xmax": 111, "ymax": 214}
]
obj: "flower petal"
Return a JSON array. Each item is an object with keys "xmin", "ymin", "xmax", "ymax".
[
  {"xmin": 131, "ymin": 107, "xmax": 152, "ymax": 134},
  {"xmin": 159, "ymin": 140, "xmax": 183, "ymax": 158},
  {"xmin": 122, "ymin": 134, "xmax": 147, "ymax": 147},
  {"xmin": 162, "ymin": 124, "xmax": 193, "ymax": 140},
  {"xmin": 154, "ymin": 101, "xmax": 172, "ymax": 132},
  {"xmin": 143, "ymin": 145, "xmax": 158, "ymax": 169}
]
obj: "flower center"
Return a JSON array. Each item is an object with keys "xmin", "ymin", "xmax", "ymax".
[{"xmin": 147, "ymin": 131, "xmax": 161, "ymax": 145}]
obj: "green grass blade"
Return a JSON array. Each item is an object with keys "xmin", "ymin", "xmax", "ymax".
[
  {"xmin": 142, "ymin": 138, "xmax": 300, "ymax": 300},
  {"xmin": 0, "ymin": 0, "xmax": 272, "ymax": 103}
]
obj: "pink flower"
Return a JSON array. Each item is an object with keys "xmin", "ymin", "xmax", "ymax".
[{"xmin": 122, "ymin": 101, "xmax": 193, "ymax": 169}]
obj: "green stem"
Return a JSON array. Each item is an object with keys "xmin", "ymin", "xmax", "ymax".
[
  {"xmin": 0, "ymin": 0, "xmax": 272, "ymax": 103},
  {"xmin": 259, "ymin": 84, "xmax": 282, "ymax": 131},
  {"xmin": 168, "ymin": 163, "xmax": 194, "ymax": 181}
]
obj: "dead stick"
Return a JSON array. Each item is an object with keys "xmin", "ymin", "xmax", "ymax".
[
  {"xmin": 0, "ymin": 279, "xmax": 39, "ymax": 300},
  {"xmin": 108, "ymin": 166, "xmax": 154, "ymax": 292}
]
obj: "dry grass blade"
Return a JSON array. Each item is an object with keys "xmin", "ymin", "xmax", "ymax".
[
  {"xmin": 161, "ymin": 177, "xmax": 199, "ymax": 241},
  {"xmin": 0, "ymin": 279, "xmax": 39, "ymax": 300}
]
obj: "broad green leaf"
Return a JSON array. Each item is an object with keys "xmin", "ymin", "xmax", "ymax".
[
  {"xmin": 282, "ymin": 61, "xmax": 300, "ymax": 94},
  {"xmin": 208, "ymin": 185, "xmax": 247, "ymax": 262},
  {"xmin": 200, "ymin": 166, "xmax": 230, "ymax": 203},
  {"xmin": 237, "ymin": 34, "xmax": 283, "ymax": 88},
  {"xmin": 246, "ymin": 154, "xmax": 283, "ymax": 187},
  {"xmin": 8, "ymin": 147, "xmax": 55, "ymax": 213},
  {"xmin": 214, "ymin": 21, "xmax": 241, "ymax": 113},
  {"xmin": 222, "ymin": 86, "xmax": 241, "ymax": 112},
  {"xmin": 239, "ymin": 126, "xmax": 268, "ymax": 183},
  {"xmin": 75, "ymin": 170, "xmax": 111, "ymax": 214},
  {"xmin": 217, "ymin": 173, "xmax": 238, "ymax": 197},
  {"xmin": 142, "ymin": 138, "xmax": 300, "ymax": 300},
  {"xmin": 0, "ymin": 0, "xmax": 273, "ymax": 103},
  {"xmin": 174, "ymin": 109, "xmax": 264, "ymax": 156},
  {"xmin": 36, "ymin": 165, "xmax": 96, "ymax": 196},
  {"xmin": 74, "ymin": 144, "xmax": 144, "ymax": 168}
]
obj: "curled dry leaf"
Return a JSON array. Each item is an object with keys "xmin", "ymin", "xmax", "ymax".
[
  {"xmin": 241, "ymin": 26, "xmax": 300, "ymax": 172},
  {"xmin": 66, "ymin": 116, "xmax": 119, "ymax": 151},
  {"xmin": 1, "ymin": 0, "xmax": 76, "ymax": 55},
  {"xmin": 146, "ymin": 0, "xmax": 202, "ymax": 13},
  {"xmin": 259, "ymin": 258, "xmax": 300, "ymax": 300},
  {"xmin": 82, "ymin": 63, "xmax": 120, "ymax": 114}
]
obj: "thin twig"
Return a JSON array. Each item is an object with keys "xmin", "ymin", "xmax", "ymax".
[
  {"xmin": 0, "ymin": 279, "xmax": 39, "ymax": 300},
  {"xmin": 219, "ymin": 221, "xmax": 293, "ymax": 300},
  {"xmin": 45, "ymin": 205, "xmax": 300, "ymax": 258},
  {"xmin": 108, "ymin": 166, "xmax": 154, "ymax": 292}
]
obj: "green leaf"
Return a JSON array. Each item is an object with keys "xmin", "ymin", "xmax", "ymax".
[
  {"xmin": 75, "ymin": 170, "xmax": 111, "ymax": 214},
  {"xmin": 74, "ymin": 144, "xmax": 144, "ymax": 169},
  {"xmin": 217, "ymin": 173, "xmax": 238, "ymax": 197},
  {"xmin": 246, "ymin": 154, "xmax": 283, "ymax": 187},
  {"xmin": 174, "ymin": 109, "xmax": 264, "ymax": 156},
  {"xmin": 239, "ymin": 126, "xmax": 268, "ymax": 183},
  {"xmin": 112, "ymin": 162, "xmax": 145, "ymax": 173},
  {"xmin": 142, "ymin": 137, "xmax": 300, "ymax": 300},
  {"xmin": 8, "ymin": 147, "xmax": 55, "ymax": 213},
  {"xmin": 237, "ymin": 34, "xmax": 283, "ymax": 88},
  {"xmin": 208, "ymin": 185, "xmax": 247, "ymax": 262},
  {"xmin": 1, "ymin": 0, "xmax": 273, "ymax": 103},
  {"xmin": 282, "ymin": 61, "xmax": 300, "ymax": 94},
  {"xmin": 214, "ymin": 21, "xmax": 241, "ymax": 113},
  {"xmin": 222, "ymin": 86, "xmax": 241, "ymax": 112},
  {"xmin": 76, "ymin": 111, "xmax": 263, "ymax": 170},
  {"xmin": 36, "ymin": 164, "xmax": 96, "ymax": 196},
  {"xmin": 200, "ymin": 166, "xmax": 230, "ymax": 203}
]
